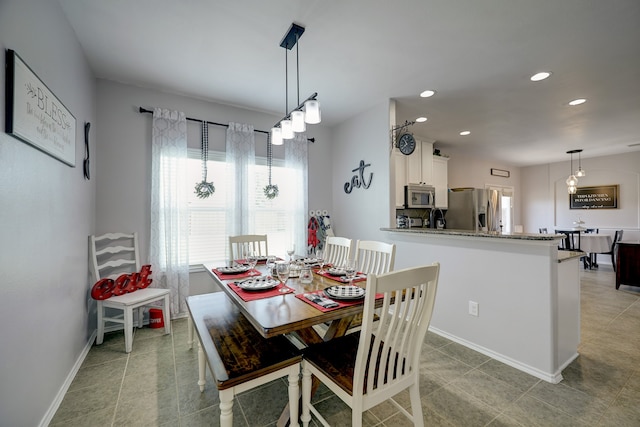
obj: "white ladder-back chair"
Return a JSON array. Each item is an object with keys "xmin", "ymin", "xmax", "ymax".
[
  {"xmin": 228, "ymin": 234, "xmax": 268, "ymax": 263},
  {"xmin": 301, "ymin": 263, "xmax": 440, "ymax": 427},
  {"xmin": 354, "ymin": 240, "xmax": 396, "ymax": 275},
  {"xmin": 89, "ymin": 232, "xmax": 170, "ymax": 353},
  {"xmin": 323, "ymin": 236, "xmax": 352, "ymax": 267}
]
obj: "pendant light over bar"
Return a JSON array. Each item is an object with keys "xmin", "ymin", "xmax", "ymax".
[{"xmin": 271, "ymin": 23, "xmax": 321, "ymax": 146}]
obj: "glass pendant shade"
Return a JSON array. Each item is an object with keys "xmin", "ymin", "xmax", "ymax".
[
  {"xmin": 568, "ymin": 185, "xmax": 577, "ymax": 194},
  {"xmin": 304, "ymin": 100, "xmax": 321, "ymax": 124},
  {"xmin": 575, "ymin": 167, "xmax": 586, "ymax": 177},
  {"xmin": 281, "ymin": 119, "xmax": 294, "ymax": 139},
  {"xmin": 271, "ymin": 127, "xmax": 283, "ymax": 146},
  {"xmin": 566, "ymin": 174, "xmax": 578, "ymax": 187},
  {"xmin": 291, "ymin": 110, "xmax": 306, "ymax": 132}
]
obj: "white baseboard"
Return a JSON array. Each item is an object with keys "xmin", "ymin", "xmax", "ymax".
[
  {"xmin": 429, "ymin": 326, "xmax": 566, "ymax": 384},
  {"xmin": 39, "ymin": 330, "xmax": 97, "ymax": 427}
]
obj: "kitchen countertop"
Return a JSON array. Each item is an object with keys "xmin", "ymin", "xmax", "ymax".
[{"xmin": 380, "ymin": 227, "xmax": 564, "ymax": 241}]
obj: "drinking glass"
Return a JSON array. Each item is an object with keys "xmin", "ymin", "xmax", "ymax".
[
  {"xmin": 266, "ymin": 255, "xmax": 276, "ymax": 276},
  {"xmin": 246, "ymin": 251, "xmax": 258, "ymax": 276},
  {"xmin": 344, "ymin": 259, "xmax": 357, "ymax": 286},
  {"xmin": 287, "ymin": 244, "xmax": 296, "ymax": 262},
  {"xmin": 276, "ymin": 261, "xmax": 291, "ymax": 293},
  {"xmin": 315, "ymin": 249, "xmax": 325, "ymax": 273}
]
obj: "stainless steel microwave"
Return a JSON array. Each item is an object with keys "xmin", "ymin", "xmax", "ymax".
[{"xmin": 404, "ymin": 184, "xmax": 435, "ymax": 209}]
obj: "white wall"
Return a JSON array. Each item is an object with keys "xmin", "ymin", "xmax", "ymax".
[
  {"xmin": 331, "ymin": 101, "xmax": 392, "ymax": 243},
  {"xmin": 0, "ymin": 1, "xmax": 97, "ymax": 426},
  {"xmin": 522, "ymin": 151, "xmax": 640, "ymax": 244}
]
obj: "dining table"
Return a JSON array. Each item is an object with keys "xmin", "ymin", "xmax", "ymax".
[
  {"xmin": 198, "ymin": 260, "xmax": 379, "ymax": 426},
  {"xmin": 203, "ymin": 260, "xmax": 377, "ymax": 344},
  {"xmin": 580, "ymin": 234, "xmax": 613, "ymax": 269}
]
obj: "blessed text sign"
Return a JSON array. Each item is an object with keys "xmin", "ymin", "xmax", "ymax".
[
  {"xmin": 5, "ymin": 49, "xmax": 76, "ymax": 166},
  {"xmin": 570, "ymin": 185, "xmax": 619, "ymax": 209}
]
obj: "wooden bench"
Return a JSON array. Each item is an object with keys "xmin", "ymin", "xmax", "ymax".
[{"xmin": 186, "ymin": 292, "xmax": 302, "ymax": 427}]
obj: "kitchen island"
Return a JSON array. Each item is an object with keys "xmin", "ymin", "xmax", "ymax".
[{"xmin": 380, "ymin": 227, "xmax": 580, "ymax": 383}]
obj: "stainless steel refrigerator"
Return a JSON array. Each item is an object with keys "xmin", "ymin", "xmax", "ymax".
[{"xmin": 446, "ymin": 188, "xmax": 495, "ymax": 232}]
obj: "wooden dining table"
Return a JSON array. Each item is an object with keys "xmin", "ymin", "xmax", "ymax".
[
  {"xmin": 199, "ymin": 261, "xmax": 379, "ymax": 426},
  {"xmin": 202, "ymin": 261, "xmax": 376, "ymax": 345}
]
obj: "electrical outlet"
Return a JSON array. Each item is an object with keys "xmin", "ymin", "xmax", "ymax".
[{"xmin": 469, "ymin": 301, "xmax": 479, "ymax": 317}]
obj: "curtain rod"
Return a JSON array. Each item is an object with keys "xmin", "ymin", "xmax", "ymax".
[{"xmin": 138, "ymin": 107, "xmax": 314, "ymax": 143}]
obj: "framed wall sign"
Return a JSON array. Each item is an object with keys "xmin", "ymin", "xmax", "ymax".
[
  {"xmin": 491, "ymin": 168, "xmax": 510, "ymax": 178},
  {"xmin": 5, "ymin": 49, "xmax": 76, "ymax": 166},
  {"xmin": 570, "ymin": 185, "xmax": 619, "ymax": 209}
]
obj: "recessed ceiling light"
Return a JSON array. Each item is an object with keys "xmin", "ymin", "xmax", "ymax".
[
  {"xmin": 460, "ymin": 131, "xmax": 471, "ymax": 136},
  {"xmin": 530, "ymin": 71, "xmax": 551, "ymax": 81},
  {"xmin": 420, "ymin": 90, "xmax": 436, "ymax": 98},
  {"xmin": 416, "ymin": 117, "xmax": 427, "ymax": 123},
  {"xmin": 568, "ymin": 98, "xmax": 586, "ymax": 106}
]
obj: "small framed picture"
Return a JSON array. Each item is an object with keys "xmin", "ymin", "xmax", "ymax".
[{"xmin": 491, "ymin": 168, "xmax": 510, "ymax": 178}]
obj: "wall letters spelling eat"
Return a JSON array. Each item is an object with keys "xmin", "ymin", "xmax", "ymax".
[{"xmin": 344, "ymin": 160, "xmax": 373, "ymax": 194}]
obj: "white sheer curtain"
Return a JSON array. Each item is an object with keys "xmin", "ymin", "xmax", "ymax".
[
  {"xmin": 150, "ymin": 108, "xmax": 190, "ymax": 316},
  {"xmin": 225, "ymin": 122, "xmax": 255, "ymax": 240},
  {"xmin": 286, "ymin": 134, "xmax": 309, "ymax": 255}
]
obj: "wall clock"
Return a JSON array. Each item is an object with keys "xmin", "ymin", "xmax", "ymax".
[{"xmin": 397, "ymin": 132, "xmax": 416, "ymax": 155}]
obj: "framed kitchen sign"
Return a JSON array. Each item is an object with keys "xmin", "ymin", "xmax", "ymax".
[
  {"xmin": 570, "ymin": 185, "xmax": 619, "ymax": 209},
  {"xmin": 5, "ymin": 49, "xmax": 76, "ymax": 166}
]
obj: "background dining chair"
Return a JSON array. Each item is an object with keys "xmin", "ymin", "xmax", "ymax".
[
  {"xmin": 595, "ymin": 230, "xmax": 624, "ymax": 271},
  {"xmin": 539, "ymin": 228, "xmax": 548, "ymax": 234},
  {"xmin": 323, "ymin": 236, "xmax": 352, "ymax": 267},
  {"xmin": 228, "ymin": 234, "xmax": 268, "ymax": 263},
  {"xmin": 89, "ymin": 232, "xmax": 171, "ymax": 353},
  {"xmin": 301, "ymin": 263, "xmax": 440, "ymax": 427},
  {"xmin": 354, "ymin": 240, "xmax": 396, "ymax": 275}
]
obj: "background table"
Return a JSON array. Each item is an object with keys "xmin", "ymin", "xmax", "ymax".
[{"xmin": 580, "ymin": 234, "xmax": 612, "ymax": 269}]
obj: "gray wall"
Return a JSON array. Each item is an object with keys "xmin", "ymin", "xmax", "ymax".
[{"xmin": 0, "ymin": 1, "xmax": 97, "ymax": 425}]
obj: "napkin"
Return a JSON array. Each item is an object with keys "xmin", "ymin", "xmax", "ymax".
[{"xmin": 303, "ymin": 293, "xmax": 339, "ymax": 308}]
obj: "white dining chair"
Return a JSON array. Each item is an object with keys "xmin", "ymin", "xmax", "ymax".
[
  {"xmin": 89, "ymin": 232, "xmax": 171, "ymax": 353},
  {"xmin": 228, "ymin": 234, "xmax": 268, "ymax": 263},
  {"xmin": 354, "ymin": 240, "xmax": 396, "ymax": 275},
  {"xmin": 323, "ymin": 236, "xmax": 352, "ymax": 267},
  {"xmin": 301, "ymin": 263, "xmax": 440, "ymax": 427}
]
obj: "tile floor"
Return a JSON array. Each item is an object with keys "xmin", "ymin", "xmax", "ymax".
[{"xmin": 51, "ymin": 266, "xmax": 640, "ymax": 426}]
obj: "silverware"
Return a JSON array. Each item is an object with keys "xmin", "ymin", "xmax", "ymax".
[{"xmin": 303, "ymin": 293, "xmax": 339, "ymax": 308}]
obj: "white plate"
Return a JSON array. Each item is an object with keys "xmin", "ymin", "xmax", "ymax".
[
  {"xmin": 324, "ymin": 285, "xmax": 365, "ymax": 300},
  {"xmin": 299, "ymin": 258, "xmax": 320, "ymax": 266},
  {"xmin": 327, "ymin": 267, "xmax": 346, "ymax": 276},
  {"xmin": 217, "ymin": 265, "xmax": 250, "ymax": 274},
  {"xmin": 236, "ymin": 277, "xmax": 279, "ymax": 291}
]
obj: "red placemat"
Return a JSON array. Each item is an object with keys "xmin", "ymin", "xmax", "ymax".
[
  {"xmin": 295, "ymin": 289, "xmax": 382, "ymax": 312},
  {"xmin": 211, "ymin": 268, "xmax": 261, "ymax": 280},
  {"xmin": 228, "ymin": 281, "xmax": 294, "ymax": 302},
  {"xmin": 315, "ymin": 270, "xmax": 367, "ymax": 284}
]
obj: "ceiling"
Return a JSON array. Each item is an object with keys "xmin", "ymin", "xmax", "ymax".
[{"xmin": 58, "ymin": 0, "xmax": 640, "ymax": 166}]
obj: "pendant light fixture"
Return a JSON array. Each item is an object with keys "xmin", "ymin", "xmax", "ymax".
[
  {"xmin": 270, "ymin": 23, "xmax": 321, "ymax": 146},
  {"xmin": 566, "ymin": 149, "xmax": 582, "ymax": 194},
  {"xmin": 575, "ymin": 149, "xmax": 586, "ymax": 177}
]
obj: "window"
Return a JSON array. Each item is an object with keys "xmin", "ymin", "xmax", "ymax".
[{"xmin": 187, "ymin": 150, "xmax": 297, "ymax": 265}]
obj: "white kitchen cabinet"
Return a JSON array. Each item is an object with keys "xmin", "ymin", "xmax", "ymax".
[
  {"xmin": 433, "ymin": 156, "xmax": 449, "ymax": 209},
  {"xmin": 393, "ymin": 149, "xmax": 407, "ymax": 207},
  {"xmin": 406, "ymin": 140, "xmax": 433, "ymax": 184}
]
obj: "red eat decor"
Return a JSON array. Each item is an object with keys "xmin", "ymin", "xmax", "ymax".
[{"xmin": 91, "ymin": 265, "xmax": 154, "ymax": 300}]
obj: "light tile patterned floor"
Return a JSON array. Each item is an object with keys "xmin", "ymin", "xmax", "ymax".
[{"xmin": 51, "ymin": 267, "xmax": 640, "ymax": 426}]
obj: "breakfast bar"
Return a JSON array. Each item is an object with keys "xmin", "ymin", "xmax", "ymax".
[{"xmin": 380, "ymin": 228, "xmax": 580, "ymax": 383}]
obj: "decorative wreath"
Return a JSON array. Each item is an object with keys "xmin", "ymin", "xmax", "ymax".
[
  {"xmin": 195, "ymin": 181, "xmax": 215, "ymax": 199},
  {"xmin": 194, "ymin": 121, "xmax": 215, "ymax": 199},
  {"xmin": 264, "ymin": 184, "xmax": 279, "ymax": 200}
]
